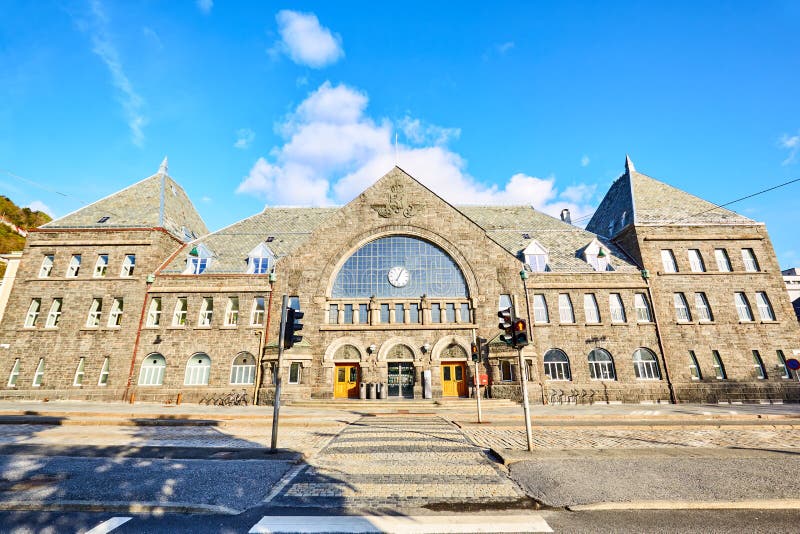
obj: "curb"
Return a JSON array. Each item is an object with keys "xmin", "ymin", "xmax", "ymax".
[
  {"xmin": 567, "ymin": 499, "xmax": 800, "ymax": 511},
  {"xmin": 0, "ymin": 499, "xmax": 241, "ymax": 515}
]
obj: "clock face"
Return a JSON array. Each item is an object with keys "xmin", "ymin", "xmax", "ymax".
[{"xmin": 387, "ymin": 266, "xmax": 410, "ymax": 288}]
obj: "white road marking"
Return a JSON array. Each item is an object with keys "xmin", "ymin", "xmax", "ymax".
[
  {"xmin": 84, "ymin": 516, "xmax": 132, "ymax": 534},
  {"xmin": 249, "ymin": 514, "xmax": 553, "ymax": 533},
  {"xmin": 263, "ymin": 464, "xmax": 307, "ymax": 503}
]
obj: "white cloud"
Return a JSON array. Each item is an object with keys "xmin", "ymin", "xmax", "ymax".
[
  {"xmin": 234, "ymin": 128, "xmax": 255, "ymax": 149},
  {"xmin": 496, "ymin": 41, "xmax": 515, "ymax": 54},
  {"xmin": 780, "ymin": 132, "xmax": 800, "ymax": 165},
  {"xmin": 196, "ymin": 0, "xmax": 213, "ymax": 15},
  {"xmin": 273, "ymin": 10, "xmax": 344, "ymax": 68},
  {"xmin": 580, "ymin": 155, "xmax": 590, "ymax": 167},
  {"xmin": 201, "ymin": 196, "xmax": 212, "ymax": 203},
  {"xmin": 237, "ymin": 81, "xmax": 596, "ymax": 220},
  {"xmin": 87, "ymin": 0, "xmax": 147, "ymax": 146},
  {"xmin": 27, "ymin": 200, "xmax": 54, "ymax": 218},
  {"xmin": 483, "ymin": 41, "xmax": 515, "ymax": 61}
]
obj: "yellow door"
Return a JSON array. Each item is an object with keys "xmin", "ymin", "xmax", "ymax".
[
  {"xmin": 334, "ymin": 364, "xmax": 360, "ymax": 398},
  {"xmin": 441, "ymin": 362, "xmax": 467, "ymax": 397}
]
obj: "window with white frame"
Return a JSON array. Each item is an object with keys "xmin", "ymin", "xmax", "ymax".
[
  {"xmin": 289, "ymin": 362, "xmax": 302, "ymax": 384},
  {"xmin": 172, "ymin": 297, "xmax": 188, "ymax": 326},
  {"xmin": 224, "ymin": 297, "xmax": 239, "ymax": 326},
  {"xmin": 777, "ymin": 350, "xmax": 792, "ymax": 379},
  {"xmin": 498, "ymin": 294, "xmax": 512, "ymax": 312},
  {"xmin": 609, "ymin": 293, "xmax": 626, "ymax": 323},
  {"xmin": 247, "ymin": 243, "xmax": 274, "ymax": 274},
  {"xmin": 38, "ymin": 255, "xmax": 54, "ymax": 278},
  {"xmin": 734, "ymin": 292, "xmax": 754, "ymax": 321},
  {"xmin": 543, "ymin": 349, "xmax": 571, "ymax": 380},
  {"xmin": 230, "ymin": 352, "xmax": 255, "ymax": 384},
  {"xmin": 688, "ymin": 350, "xmax": 702, "ymax": 380},
  {"xmin": 45, "ymin": 298, "xmax": 63, "ymax": 328},
  {"xmin": 329, "ymin": 304, "xmax": 339, "ymax": 324},
  {"xmin": 532, "ymin": 294, "xmax": 549, "ymax": 323},
  {"xmin": 120, "ymin": 254, "xmax": 135, "ymax": 277},
  {"xmin": 688, "ymin": 249, "xmax": 706, "ymax": 272},
  {"xmin": 7, "ymin": 358, "xmax": 20, "ymax": 387},
  {"xmin": 86, "ymin": 298, "xmax": 103, "ymax": 327},
  {"xmin": 712, "ymin": 350, "xmax": 727, "ymax": 379},
  {"xmin": 107, "ymin": 298, "xmax": 123, "ymax": 327},
  {"xmin": 73, "ymin": 357, "xmax": 85, "ymax": 386},
  {"xmin": 198, "ymin": 297, "xmax": 213, "ymax": 326},
  {"xmin": 661, "ymin": 249, "xmax": 678, "ymax": 273},
  {"xmin": 138, "ymin": 353, "xmax": 166, "ymax": 386},
  {"xmin": 588, "ymin": 348, "xmax": 616, "ymax": 380},
  {"xmin": 752, "ymin": 350, "xmax": 767, "ymax": 379},
  {"xmin": 32, "ymin": 358, "xmax": 45, "ymax": 387},
  {"xmin": 98, "ymin": 357, "xmax": 110, "ymax": 385},
  {"xmin": 93, "ymin": 254, "xmax": 108, "ymax": 278},
  {"xmin": 755, "ymin": 292, "xmax": 775, "ymax": 321},
  {"xmin": 583, "ymin": 240, "xmax": 611, "ymax": 271},
  {"xmin": 251, "ymin": 297, "xmax": 265, "ymax": 325},
  {"xmin": 634, "ymin": 293, "xmax": 651, "ymax": 322},
  {"xmin": 558, "ymin": 294, "xmax": 575, "ymax": 323},
  {"xmin": 523, "ymin": 240, "xmax": 549, "ymax": 272},
  {"xmin": 741, "ymin": 248, "xmax": 759, "ymax": 272},
  {"xmin": 694, "ymin": 292, "xmax": 713, "ymax": 322},
  {"xmin": 632, "ymin": 348, "xmax": 660, "ymax": 380},
  {"xmin": 584, "ymin": 293, "xmax": 600, "ymax": 323},
  {"xmin": 715, "ymin": 248, "xmax": 732, "ymax": 272},
  {"xmin": 146, "ymin": 298, "xmax": 162, "ymax": 327},
  {"xmin": 24, "ymin": 298, "xmax": 41, "ymax": 327},
  {"xmin": 250, "ymin": 257, "xmax": 270, "ymax": 274},
  {"xmin": 673, "ymin": 293, "xmax": 691, "ymax": 322},
  {"xmin": 184, "ymin": 353, "xmax": 211, "ymax": 386},
  {"xmin": 185, "ymin": 244, "xmax": 212, "ymax": 275},
  {"xmin": 66, "ymin": 254, "xmax": 81, "ymax": 277},
  {"xmin": 500, "ymin": 360, "xmax": 515, "ymax": 381}
]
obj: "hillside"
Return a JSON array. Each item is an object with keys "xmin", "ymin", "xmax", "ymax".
[{"xmin": 0, "ymin": 196, "xmax": 52, "ymax": 277}]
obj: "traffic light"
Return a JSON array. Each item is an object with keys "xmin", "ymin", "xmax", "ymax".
[
  {"xmin": 283, "ymin": 307, "xmax": 304, "ymax": 349},
  {"xmin": 498, "ymin": 307, "xmax": 514, "ymax": 346},
  {"xmin": 512, "ymin": 319, "xmax": 529, "ymax": 348},
  {"xmin": 478, "ymin": 337, "xmax": 489, "ymax": 359},
  {"xmin": 471, "ymin": 342, "xmax": 479, "ymax": 362}
]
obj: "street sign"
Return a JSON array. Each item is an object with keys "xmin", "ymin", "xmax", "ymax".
[{"xmin": 786, "ymin": 358, "xmax": 800, "ymax": 371}]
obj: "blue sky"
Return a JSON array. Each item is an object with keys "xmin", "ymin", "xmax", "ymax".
[{"xmin": 1, "ymin": 1, "xmax": 799, "ymax": 267}]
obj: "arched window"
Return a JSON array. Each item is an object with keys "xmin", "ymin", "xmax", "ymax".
[
  {"xmin": 588, "ymin": 348, "xmax": 616, "ymax": 380},
  {"xmin": 185, "ymin": 353, "xmax": 211, "ymax": 386},
  {"xmin": 230, "ymin": 352, "xmax": 255, "ymax": 385},
  {"xmin": 543, "ymin": 349, "xmax": 571, "ymax": 381},
  {"xmin": 633, "ymin": 348, "xmax": 660, "ymax": 380},
  {"xmin": 139, "ymin": 353, "xmax": 166, "ymax": 386}
]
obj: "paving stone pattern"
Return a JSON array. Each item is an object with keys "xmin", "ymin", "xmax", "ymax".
[{"xmin": 271, "ymin": 415, "xmax": 524, "ymax": 509}]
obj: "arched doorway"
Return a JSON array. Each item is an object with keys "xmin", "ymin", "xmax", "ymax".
[
  {"xmin": 440, "ymin": 343, "xmax": 468, "ymax": 397},
  {"xmin": 386, "ymin": 344, "xmax": 415, "ymax": 399},
  {"xmin": 333, "ymin": 344, "xmax": 361, "ymax": 398}
]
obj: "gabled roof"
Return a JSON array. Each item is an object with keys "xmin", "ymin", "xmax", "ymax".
[{"xmin": 42, "ymin": 161, "xmax": 208, "ymax": 241}]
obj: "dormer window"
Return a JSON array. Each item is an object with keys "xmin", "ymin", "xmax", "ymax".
[
  {"xmin": 522, "ymin": 240, "xmax": 549, "ymax": 273},
  {"xmin": 247, "ymin": 243, "xmax": 274, "ymax": 275},
  {"xmin": 185, "ymin": 243, "xmax": 212, "ymax": 275},
  {"xmin": 582, "ymin": 239, "xmax": 613, "ymax": 272}
]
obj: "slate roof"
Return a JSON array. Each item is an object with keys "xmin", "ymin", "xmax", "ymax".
[{"xmin": 42, "ymin": 170, "xmax": 208, "ymax": 241}]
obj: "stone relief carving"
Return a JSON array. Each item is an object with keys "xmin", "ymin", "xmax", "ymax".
[
  {"xmin": 441, "ymin": 343, "xmax": 467, "ymax": 360},
  {"xmin": 334, "ymin": 344, "xmax": 361, "ymax": 360},
  {"xmin": 386, "ymin": 344, "xmax": 415, "ymax": 360},
  {"xmin": 371, "ymin": 181, "xmax": 421, "ymax": 218}
]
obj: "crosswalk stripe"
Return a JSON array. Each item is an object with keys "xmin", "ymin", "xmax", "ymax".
[
  {"xmin": 85, "ymin": 516, "xmax": 132, "ymax": 534},
  {"xmin": 249, "ymin": 514, "xmax": 552, "ymax": 533}
]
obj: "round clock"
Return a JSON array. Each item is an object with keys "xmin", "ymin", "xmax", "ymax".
[{"xmin": 387, "ymin": 266, "xmax": 410, "ymax": 287}]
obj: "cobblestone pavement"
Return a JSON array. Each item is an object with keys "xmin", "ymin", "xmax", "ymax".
[{"xmin": 270, "ymin": 415, "xmax": 525, "ymax": 509}]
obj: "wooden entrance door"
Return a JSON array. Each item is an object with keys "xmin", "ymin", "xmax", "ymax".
[
  {"xmin": 334, "ymin": 364, "xmax": 360, "ymax": 398},
  {"xmin": 440, "ymin": 362, "xmax": 467, "ymax": 397}
]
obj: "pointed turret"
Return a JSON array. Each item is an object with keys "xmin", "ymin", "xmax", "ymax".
[
  {"xmin": 158, "ymin": 156, "xmax": 169, "ymax": 175},
  {"xmin": 625, "ymin": 154, "xmax": 635, "ymax": 175}
]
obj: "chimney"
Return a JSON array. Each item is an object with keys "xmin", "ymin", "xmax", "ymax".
[{"xmin": 560, "ymin": 208, "xmax": 572, "ymax": 225}]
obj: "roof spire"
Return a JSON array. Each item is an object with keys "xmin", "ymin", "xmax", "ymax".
[
  {"xmin": 625, "ymin": 154, "xmax": 635, "ymax": 175},
  {"xmin": 158, "ymin": 156, "xmax": 168, "ymax": 175}
]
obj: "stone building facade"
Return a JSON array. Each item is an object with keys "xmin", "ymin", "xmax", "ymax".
[{"xmin": 1, "ymin": 158, "xmax": 798, "ymax": 404}]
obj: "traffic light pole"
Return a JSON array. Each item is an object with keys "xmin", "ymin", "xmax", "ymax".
[
  {"xmin": 517, "ymin": 346, "xmax": 534, "ymax": 451},
  {"xmin": 270, "ymin": 294, "xmax": 288, "ymax": 452},
  {"xmin": 472, "ymin": 331, "xmax": 483, "ymax": 423}
]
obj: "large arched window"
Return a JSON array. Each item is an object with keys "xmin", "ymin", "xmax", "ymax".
[
  {"xmin": 230, "ymin": 352, "xmax": 255, "ymax": 385},
  {"xmin": 633, "ymin": 348, "xmax": 661, "ymax": 380},
  {"xmin": 185, "ymin": 353, "xmax": 211, "ymax": 386},
  {"xmin": 331, "ymin": 236, "xmax": 468, "ymax": 298},
  {"xmin": 588, "ymin": 348, "xmax": 616, "ymax": 380},
  {"xmin": 543, "ymin": 349, "xmax": 571, "ymax": 381},
  {"xmin": 139, "ymin": 353, "xmax": 166, "ymax": 386}
]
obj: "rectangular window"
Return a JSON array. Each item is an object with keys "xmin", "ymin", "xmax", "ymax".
[
  {"xmin": 741, "ymin": 248, "xmax": 759, "ymax": 272},
  {"xmin": 500, "ymin": 360, "xmax": 515, "ymax": 381},
  {"xmin": 694, "ymin": 292, "xmax": 713, "ymax": 322},
  {"xmin": 98, "ymin": 357, "xmax": 110, "ymax": 386},
  {"xmin": 329, "ymin": 304, "xmax": 339, "ymax": 324},
  {"xmin": 777, "ymin": 350, "xmax": 792, "ymax": 379},
  {"xmin": 173, "ymin": 297, "xmax": 188, "ymax": 326},
  {"xmin": 460, "ymin": 302, "xmax": 470, "ymax": 323},
  {"xmin": 755, "ymin": 292, "xmax": 775, "ymax": 321},
  {"xmin": 634, "ymin": 293, "xmax": 651, "ymax": 322},
  {"xmin": 395, "ymin": 303, "xmax": 405, "ymax": 323},
  {"xmin": 584, "ymin": 294, "xmax": 600, "ymax": 323},
  {"xmin": 688, "ymin": 351, "xmax": 702, "ymax": 380},
  {"xmin": 250, "ymin": 256, "xmax": 270, "ymax": 274},
  {"xmin": 45, "ymin": 298, "xmax": 63, "ymax": 328},
  {"xmin": 107, "ymin": 297, "xmax": 123, "ymax": 327},
  {"xmin": 661, "ymin": 249, "xmax": 678, "ymax": 273},
  {"xmin": 609, "ymin": 293, "xmax": 626, "ymax": 323},
  {"xmin": 344, "ymin": 304, "xmax": 354, "ymax": 324},
  {"xmin": 688, "ymin": 249, "xmax": 706, "ymax": 272},
  {"xmin": 120, "ymin": 254, "xmax": 136, "ymax": 277},
  {"xmin": 445, "ymin": 303, "xmax": 456, "ymax": 323},
  {"xmin": 673, "ymin": 293, "xmax": 691, "ymax": 322},
  {"xmin": 498, "ymin": 294, "xmax": 512, "ymax": 312},
  {"xmin": 198, "ymin": 297, "xmax": 213, "ymax": 326},
  {"xmin": 359, "ymin": 303, "xmax": 369, "ymax": 324},
  {"xmin": 146, "ymin": 298, "xmax": 162, "ymax": 327},
  {"xmin": 752, "ymin": 350, "xmax": 767, "ymax": 379},
  {"xmin": 7, "ymin": 358, "xmax": 20, "ymax": 387},
  {"xmin": 224, "ymin": 297, "xmax": 239, "ymax": 326},
  {"xmin": 73, "ymin": 357, "xmax": 85, "ymax": 386},
  {"xmin": 38, "ymin": 255, "xmax": 54, "ymax": 278},
  {"xmin": 409, "ymin": 303, "xmax": 420, "ymax": 323},
  {"xmin": 527, "ymin": 254, "xmax": 547, "ymax": 272},
  {"xmin": 533, "ymin": 294, "xmax": 549, "ymax": 323},
  {"xmin": 66, "ymin": 254, "xmax": 81, "ymax": 277},
  {"xmin": 715, "ymin": 248, "xmax": 732, "ymax": 272},
  {"xmin": 558, "ymin": 294, "xmax": 575, "ymax": 323},
  {"xmin": 250, "ymin": 297, "xmax": 265, "ymax": 325},
  {"xmin": 32, "ymin": 358, "xmax": 45, "ymax": 387},
  {"xmin": 86, "ymin": 298, "xmax": 103, "ymax": 327},
  {"xmin": 93, "ymin": 254, "xmax": 108, "ymax": 277},
  {"xmin": 431, "ymin": 303, "xmax": 441, "ymax": 323},
  {"xmin": 734, "ymin": 292, "xmax": 753, "ymax": 321},
  {"xmin": 289, "ymin": 362, "xmax": 302, "ymax": 384},
  {"xmin": 24, "ymin": 298, "xmax": 41, "ymax": 327},
  {"xmin": 380, "ymin": 303, "xmax": 390, "ymax": 323},
  {"xmin": 712, "ymin": 350, "xmax": 727, "ymax": 380},
  {"xmin": 187, "ymin": 257, "xmax": 209, "ymax": 274}
]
